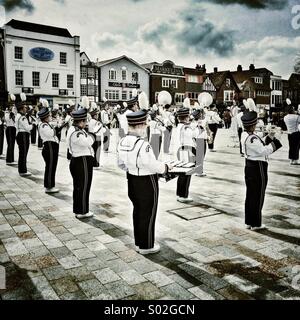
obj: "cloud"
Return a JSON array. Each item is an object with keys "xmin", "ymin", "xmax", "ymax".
[
  {"xmin": 93, "ymin": 32, "xmax": 127, "ymax": 48},
  {"xmin": 138, "ymin": 20, "xmax": 171, "ymax": 47},
  {"xmin": 0, "ymin": 0, "xmax": 34, "ymax": 12},
  {"xmin": 0, "ymin": 0, "xmax": 64, "ymax": 13},
  {"xmin": 190, "ymin": 0, "xmax": 287, "ymax": 10}
]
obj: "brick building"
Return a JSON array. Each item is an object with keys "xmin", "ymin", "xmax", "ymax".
[{"xmin": 184, "ymin": 64, "xmax": 206, "ymax": 104}]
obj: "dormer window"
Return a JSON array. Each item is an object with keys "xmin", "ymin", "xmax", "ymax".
[{"xmin": 226, "ymin": 78, "xmax": 231, "ymax": 87}]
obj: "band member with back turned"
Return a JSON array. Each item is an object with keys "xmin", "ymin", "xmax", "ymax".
[
  {"xmin": 67, "ymin": 108, "xmax": 95, "ymax": 219},
  {"xmin": 38, "ymin": 107, "xmax": 60, "ymax": 194},
  {"xmin": 241, "ymin": 105, "xmax": 282, "ymax": 231},
  {"xmin": 117, "ymin": 110, "xmax": 172, "ymax": 255},
  {"xmin": 5, "ymin": 96, "xmax": 17, "ymax": 165},
  {"xmin": 15, "ymin": 94, "xmax": 33, "ymax": 176}
]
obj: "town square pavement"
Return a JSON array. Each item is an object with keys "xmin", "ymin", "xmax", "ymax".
[{"xmin": 0, "ymin": 128, "xmax": 299, "ymax": 300}]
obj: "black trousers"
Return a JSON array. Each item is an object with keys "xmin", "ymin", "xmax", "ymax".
[
  {"xmin": 70, "ymin": 156, "xmax": 94, "ymax": 215},
  {"xmin": 38, "ymin": 134, "xmax": 43, "ymax": 148},
  {"xmin": 16, "ymin": 132, "xmax": 30, "ymax": 174},
  {"xmin": 163, "ymin": 128, "xmax": 172, "ymax": 153},
  {"xmin": 92, "ymin": 140, "xmax": 101, "ymax": 167},
  {"xmin": 150, "ymin": 134, "xmax": 162, "ymax": 160},
  {"xmin": 225, "ymin": 120, "xmax": 231, "ymax": 129},
  {"xmin": 238, "ymin": 127, "xmax": 243, "ymax": 155},
  {"xmin": 6, "ymin": 126, "xmax": 16, "ymax": 163},
  {"xmin": 42, "ymin": 141, "xmax": 59, "ymax": 189},
  {"xmin": 0, "ymin": 124, "xmax": 4, "ymax": 155},
  {"xmin": 128, "ymin": 173, "xmax": 159, "ymax": 250},
  {"xmin": 208, "ymin": 124, "xmax": 218, "ymax": 150},
  {"xmin": 288, "ymin": 131, "xmax": 300, "ymax": 160},
  {"xmin": 176, "ymin": 175, "xmax": 192, "ymax": 198},
  {"xmin": 103, "ymin": 127, "xmax": 110, "ymax": 152},
  {"xmin": 245, "ymin": 160, "xmax": 268, "ymax": 227},
  {"xmin": 31, "ymin": 124, "xmax": 37, "ymax": 144}
]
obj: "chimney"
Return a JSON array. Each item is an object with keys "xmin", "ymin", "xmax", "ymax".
[
  {"xmin": 237, "ymin": 65, "xmax": 242, "ymax": 72},
  {"xmin": 214, "ymin": 67, "xmax": 218, "ymax": 73},
  {"xmin": 249, "ymin": 64, "xmax": 255, "ymax": 71},
  {"xmin": 202, "ymin": 64, "xmax": 206, "ymax": 73}
]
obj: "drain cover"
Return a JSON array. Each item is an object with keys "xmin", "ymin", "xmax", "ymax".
[{"xmin": 168, "ymin": 205, "xmax": 222, "ymax": 221}]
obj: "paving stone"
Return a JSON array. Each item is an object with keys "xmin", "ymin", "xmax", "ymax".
[
  {"xmin": 161, "ymin": 282, "xmax": 195, "ymax": 300},
  {"xmin": 67, "ymin": 267, "xmax": 95, "ymax": 282},
  {"xmin": 106, "ymin": 258, "xmax": 131, "ymax": 273},
  {"xmin": 65, "ymin": 240, "xmax": 86, "ymax": 251},
  {"xmin": 56, "ymin": 233, "xmax": 76, "ymax": 242},
  {"xmin": 78, "ymin": 279, "xmax": 106, "ymax": 298},
  {"xmin": 60, "ymin": 291, "xmax": 88, "ymax": 300},
  {"xmin": 85, "ymin": 241, "xmax": 106, "ymax": 252},
  {"xmin": 169, "ymin": 273, "xmax": 202, "ymax": 289},
  {"xmin": 104, "ymin": 280, "xmax": 136, "ymax": 299},
  {"xmin": 189, "ymin": 285, "xmax": 225, "ymax": 300},
  {"xmin": 58, "ymin": 256, "xmax": 82, "ymax": 269},
  {"xmin": 82, "ymin": 257, "xmax": 105, "ymax": 272},
  {"xmin": 119, "ymin": 269, "xmax": 147, "ymax": 286},
  {"xmin": 0, "ymin": 224, "xmax": 13, "ymax": 232},
  {"xmin": 132, "ymin": 282, "xmax": 165, "ymax": 300},
  {"xmin": 23, "ymin": 238, "xmax": 44, "ymax": 249},
  {"xmin": 144, "ymin": 271, "xmax": 175, "ymax": 287},
  {"xmin": 50, "ymin": 247, "xmax": 73, "ymax": 259},
  {"xmin": 95, "ymin": 234, "xmax": 116, "ymax": 244},
  {"xmin": 75, "ymin": 233, "xmax": 97, "ymax": 243},
  {"xmin": 2, "ymin": 237, "xmax": 29, "ymax": 257},
  {"xmin": 51, "ymin": 276, "xmax": 80, "ymax": 296},
  {"xmin": 116, "ymin": 250, "xmax": 141, "ymax": 263},
  {"xmin": 43, "ymin": 265, "xmax": 68, "ymax": 281},
  {"xmin": 43, "ymin": 238, "xmax": 64, "ymax": 249},
  {"xmin": 29, "ymin": 246, "xmax": 50, "ymax": 258},
  {"xmin": 31, "ymin": 275, "xmax": 60, "ymax": 300},
  {"xmin": 93, "ymin": 268, "xmax": 121, "ymax": 284},
  {"xmin": 73, "ymin": 248, "xmax": 96, "ymax": 260},
  {"xmin": 129, "ymin": 259, "xmax": 159, "ymax": 275},
  {"xmin": 223, "ymin": 275, "xmax": 260, "ymax": 293},
  {"xmin": 35, "ymin": 255, "xmax": 59, "ymax": 269}
]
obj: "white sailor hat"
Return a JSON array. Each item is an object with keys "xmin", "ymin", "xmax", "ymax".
[
  {"xmin": 72, "ymin": 108, "xmax": 88, "ymax": 121},
  {"xmin": 38, "ymin": 107, "xmax": 50, "ymax": 120}
]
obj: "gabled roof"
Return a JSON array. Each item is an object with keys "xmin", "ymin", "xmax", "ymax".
[
  {"xmin": 5, "ymin": 19, "xmax": 72, "ymax": 38},
  {"xmin": 206, "ymin": 71, "xmax": 231, "ymax": 89},
  {"xmin": 231, "ymin": 68, "xmax": 273, "ymax": 84},
  {"xmin": 96, "ymin": 55, "xmax": 149, "ymax": 73}
]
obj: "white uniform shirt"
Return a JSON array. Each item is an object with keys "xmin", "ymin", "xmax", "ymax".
[
  {"xmin": 118, "ymin": 109, "xmax": 133, "ymax": 135},
  {"xmin": 4, "ymin": 112, "xmax": 16, "ymax": 127},
  {"xmin": 205, "ymin": 110, "xmax": 221, "ymax": 125},
  {"xmin": 39, "ymin": 122, "xmax": 59, "ymax": 144},
  {"xmin": 101, "ymin": 110, "xmax": 110, "ymax": 125},
  {"xmin": 88, "ymin": 119, "xmax": 106, "ymax": 139},
  {"xmin": 192, "ymin": 119, "xmax": 208, "ymax": 140},
  {"xmin": 163, "ymin": 110, "xmax": 175, "ymax": 127},
  {"xmin": 117, "ymin": 134, "xmax": 166, "ymax": 176},
  {"xmin": 284, "ymin": 114, "xmax": 300, "ymax": 134},
  {"xmin": 241, "ymin": 132, "xmax": 276, "ymax": 162},
  {"xmin": 67, "ymin": 126, "xmax": 94, "ymax": 158},
  {"xmin": 236, "ymin": 112, "xmax": 244, "ymax": 129},
  {"xmin": 15, "ymin": 113, "xmax": 32, "ymax": 134},
  {"xmin": 149, "ymin": 120, "xmax": 164, "ymax": 137},
  {"xmin": 176, "ymin": 123, "xmax": 198, "ymax": 148}
]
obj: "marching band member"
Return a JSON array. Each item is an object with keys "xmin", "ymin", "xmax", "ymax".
[
  {"xmin": 37, "ymin": 107, "xmax": 60, "ymax": 194},
  {"xmin": 175, "ymin": 108, "xmax": 197, "ymax": 203},
  {"xmin": 0, "ymin": 107, "xmax": 4, "ymax": 158},
  {"xmin": 236, "ymin": 103, "xmax": 246, "ymax": 157},
  {"xmin": 15, "ymin": 94, "xmax": 33, "ymax": 176},
  {"xmin": 191, "ymin": 108, "xmax": 210, "ymax": 177},
  {"xmin": 29, "ymin": 106, "xmax": 37, "ymax": 145},
  {"xmin": 241, "ymin": 105, "xmax": 282, "ymax": 231},
  {"xmin": 5, "ymin": 95, "xmax": 17, "ymax": 165},
  {"xmin": 67, "ymin": 108, "xmax": 95, "ymax": 219},
  {"xmin": 117, "ymin": 99, "xmax": 136, "ymax": 139},
  {"xmin": 162, "ymin": 104, "xmax": 175, "ymax": 154},
  {"xmin": 205, "ymin": 105, "xmax": 221, "ymax": 152},
  {"xmin": 101, "ymin": 105, "xmax": 111, "ymax": 152},
  {"xmin": 284, "ymin": 104, "xmax": 300, "ymax": 165},
  {"xmin": 50, "ymin": 104, "xmax": 63, "ymax": 142},
  {"xmin": 88, "ymin": 107, "xmax": 106, "ymax": 169},
  {"xmin": 117, "ymin": 110, "xmax": 172, "ymax": 255},
  {"xmin": 149, "ymin": 110, "xmax": 165, "ymax": 159}
]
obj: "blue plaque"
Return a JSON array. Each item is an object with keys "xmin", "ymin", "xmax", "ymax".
[{"xmin": 29, "ymin": 47, "xmax": 54, "ymax": 61}]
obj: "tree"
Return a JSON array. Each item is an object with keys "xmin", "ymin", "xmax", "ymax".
[{"xmin": 294, "ymin": 54, "xmax": 300, "ymax": 73}]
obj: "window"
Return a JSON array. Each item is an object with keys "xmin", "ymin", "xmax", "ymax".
[
  {"xmin": 122, "ymin": 91, "xmax": 127, "ymax": 100},
  {"xmin": 132, "ymin": 72, "xmax": 139, "ymax": 82},
  {"xmin": 109, "ymin": 69, "xmax": 117, "ymax": 80},
  {"xmin": 226, "ymin": 78, "xmax": 231, "ymax": 87},
  {"xmin": 67, "ymin": 75, "xmax": 74, "ymax": 89},
  {"xmin": 60, "ymin": 52, "xmax": 67, "ymax": 65},
  {"xmin": 52, "ymin": 73, "xmax": 59, "ymax": 88},
  {"xmin": 15, "ymin": 70, "xmax": 23, "ymax": 86},
  {"xmin": 187, "ymin": 75, "xmax": 198, "ymax": 83},
  {"xmin": 105, "ymin": 90, "xmax": 120, "ymax": 100},
  {"xmin": 81, "ymin": 67, "xmax": 87, "ymax": 78},
  {"xmin": 224, "ymin": 90, "xmax": 235, "ymax": 102},
  {"xmin": 32, "ymin": 72, "xmax": 40, "ymax": 87},
  {"xmin": 15, "ymin": 47, "xmax": 23, "ymax": 60},
  {"xmin": 162, "ymin": 78, "xmax": 178, "ymax": 89},
  {"xmin": 88, "ymin": 68, "xmax": 95, "ymax": 78},
  {"xmin": 122, "ymin": 68, "xmax": 127, "ymax": 81},
  {"xmin": 81, "ymin": 84, "xmax": 87, "ymax": 96},
  {"xmin": 254, "ymin": 77, "xmax": 263, "ymax": 84},
  {"xmin": 88, "ymin": 85, "xmax": 95, "ymax": 96},
  {"xmin": 175, "ymin": 93, "xmax": 184, "ymax": 104}
]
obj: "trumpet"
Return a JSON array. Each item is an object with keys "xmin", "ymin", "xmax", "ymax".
[{"xmin": 263, "ymin": 124, "xmax": 283, "ymax": 140}]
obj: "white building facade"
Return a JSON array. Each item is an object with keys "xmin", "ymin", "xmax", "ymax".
[
  {"xmin": 97, "ymin": 55, "xmax": 150, "ymax": 103},
  {"xmin": 2, "ymin": 19, "xmax": 80, "ymax": 107}
]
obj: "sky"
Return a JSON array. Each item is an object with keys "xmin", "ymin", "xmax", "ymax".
[{"xmin": 0, "ymin": 0, "xmax": 300, "ymax": 79}]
